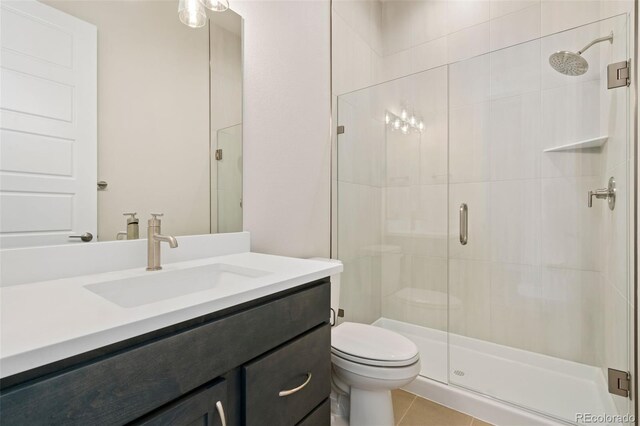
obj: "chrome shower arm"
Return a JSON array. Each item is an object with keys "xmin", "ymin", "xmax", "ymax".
[{"xmin": 578, "ymin": 32, "xmax": 613, "ymax": 54}]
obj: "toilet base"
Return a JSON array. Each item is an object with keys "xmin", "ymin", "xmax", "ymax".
[
  {"xmin": 350, "ymin": 388, "xmax": 394, "ymax": 426},
  {"xmin": 331, "ymin": 375, "xmax": 396, "ymax": 426}
]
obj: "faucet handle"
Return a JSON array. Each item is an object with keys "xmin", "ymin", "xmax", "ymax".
[
  {"xmin": 123, "ymin": 212, "xmax": 137, "ymax": 218},
  {"xmin": 149, "ymin": 213, "xmax": 164, "ymax": 225}
]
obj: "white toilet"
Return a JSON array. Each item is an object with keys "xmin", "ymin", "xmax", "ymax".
[{"xmin": 311, "ymin": 258, "xmax": 421, "ymax": 426}]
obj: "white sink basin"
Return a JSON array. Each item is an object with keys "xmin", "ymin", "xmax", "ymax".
[{"xmin": 85, "ymin": 263, "xmax": 270, "ymax": 308}]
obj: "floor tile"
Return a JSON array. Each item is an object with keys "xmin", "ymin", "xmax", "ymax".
[
  {"xmin": 398, "ymin": 396, "xmax": 473, "ymax": 426},
  {"xmin": 471, "ymin": 418, "xmax": 494, "ymax": 426},
  {"xmin": 392, "ymin": 389, "xmax": 416, "ymax": 424}
]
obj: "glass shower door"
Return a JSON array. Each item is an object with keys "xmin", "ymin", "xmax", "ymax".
[
  {"xmin": 447, "ymin": 15, "xmax": 631, "ymax": 424},
  {"xmin": 336, "ymin": 65, "xmax": 450, "ymax": 385},
  {"xmin": 216, "ymin": 124, "xmax": 243, "ymax": 233}
]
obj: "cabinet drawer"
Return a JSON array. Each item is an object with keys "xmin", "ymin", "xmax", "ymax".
[
  {"xmin": 243, "ymin": 325, "xmax": 330, "ymax": 426},
  {"xmin": 131, "ymin": 379, "xmax": 227, "ymax": 426},
  {"xmin": 297, "ymin": 399, "xmax": 330, "ymax": 426}
]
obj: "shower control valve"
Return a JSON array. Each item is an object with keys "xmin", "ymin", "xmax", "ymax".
[{"xmin": 588, "ymin": 177, "xmax": 616, "ymax": 210}]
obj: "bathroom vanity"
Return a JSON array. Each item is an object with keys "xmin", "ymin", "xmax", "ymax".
[{"xmin": 0, "ymin": 233, "xmax": 340, "ymax": 426}]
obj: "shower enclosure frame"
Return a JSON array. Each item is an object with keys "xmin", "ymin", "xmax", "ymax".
[{"xmin": 329, "ymin": 4, "xmax": 639, "ymax": 425}]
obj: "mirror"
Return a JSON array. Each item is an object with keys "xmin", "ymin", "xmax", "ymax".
[{"xmin": 0, "ymin": 0, "xmax": 242, "ymax": 247}]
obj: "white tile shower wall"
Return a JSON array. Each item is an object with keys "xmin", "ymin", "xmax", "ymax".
[
  {"xmin": 333, "ymin": 1, "xmax": 632, "ymax": 370},
  {"xmin": 332, "ymin": 1, "xmax": 383, "ymax": 96},
  {"xmin": 372, "ymin": 0, "xmax": 632, "ymax": 84}
]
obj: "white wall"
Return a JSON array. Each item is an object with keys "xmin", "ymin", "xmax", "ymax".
[{"xmin": 232, "ymin": 0, "xmax": 331, "ymax": 258}]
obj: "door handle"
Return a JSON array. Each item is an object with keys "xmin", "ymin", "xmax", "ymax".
[
  {"xmin": 459, "ymin": 204, "xmax": 468, "ymax": 246},
  {"xmin": 215, "ymin": 401, "xmax": 226, "ymax": 426},
  {"xmin": 68, "ymin": 232, "xmax": 93, "ymax": 242}
]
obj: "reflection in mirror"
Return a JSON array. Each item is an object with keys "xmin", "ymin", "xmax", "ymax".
[
  {"xmin": 0, "ymin": 0, "xmax": 242, "ymax": 248},
  {"xmin": 214, "ymin": 124, "xmax": 242, "ymax": 233}
]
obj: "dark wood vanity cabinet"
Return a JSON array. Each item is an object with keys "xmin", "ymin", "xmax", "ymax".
[{"xmin": 0, "ymin": 279, "xmax": 331, "ymax": 426}]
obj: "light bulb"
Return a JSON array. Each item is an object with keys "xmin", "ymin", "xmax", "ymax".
[
  {"xmin": 401, "ymin": 109, "xmax": 407, "ymax": 121},
  {"xmin": 410, "ymin": 115, "xmax": 416, "ymax": 126},
  {"xmin": 394, "ymin": 119, "xmax": 401, "ymax": 130},
  {"xmin": 418, "ymin": 121, "xmax": 424, "ymax": 132},
  {"xmin": 201, "ymin": 0, "xmax": 229, "ymax": 12},
  {"xmin": 179, "ymin": 0, "xmax": 206, "ymax": 28},
  {"xmin": 385, "ymin": 112, "xmax": 390, "ymax": 124}
]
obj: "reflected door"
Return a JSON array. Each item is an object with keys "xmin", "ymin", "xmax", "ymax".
[{"xmin": 0, "ymin": 1, "xmax": 97, "ymax": 247}]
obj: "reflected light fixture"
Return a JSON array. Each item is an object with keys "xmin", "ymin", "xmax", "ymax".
[
  {"xmin": 385, "ymin": 108, "xmax": 423, "ymax": 134},
  {"xmin": 179, "ymin": 0, "xmax": 229, "ymax": 28},
  {"xmin": 202, "ymin": 0, "xmax": 229, "ymax": 12},
  {"xmin": 179, "ymin": 0, "xmax": 206, "ymax": 28}
]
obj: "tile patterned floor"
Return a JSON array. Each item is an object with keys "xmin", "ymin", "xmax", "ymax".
[{"xmin": 392, "ymin": 390, "xmax": 494, "ymax": 426}]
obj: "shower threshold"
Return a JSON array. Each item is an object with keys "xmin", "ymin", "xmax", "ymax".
[{"xmin": 372, "ymin": 318, "xmax": 622, "ymax": 426}]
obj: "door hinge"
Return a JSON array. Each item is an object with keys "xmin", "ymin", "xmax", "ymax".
[
  {"xmin": 215, "ymin": 149, "xmax": 223, "ymax": 161},
  {"xmin": 607, "ymin": 60, "xmax": 630, "ymax": 89},
  {"xmin": 608, "ymin": 368, "xmax": 631, "ymax": 398},
  {"xmin": 337, "ymin": 125, "xmax": 345, "ymax": 135}
]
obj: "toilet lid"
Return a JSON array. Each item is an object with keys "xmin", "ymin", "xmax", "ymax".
[{"xmin": 331, "ymin": 322, "xmax": 419, "ymax": 367}]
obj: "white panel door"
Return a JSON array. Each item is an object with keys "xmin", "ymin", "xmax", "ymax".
[{"xmin": 0, "ymin": 0, "xmax": 97, "ymax": 248}]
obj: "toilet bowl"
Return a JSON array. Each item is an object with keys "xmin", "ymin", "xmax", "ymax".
[
  {"xmin": 308, "ymin": 258, "xmax": 421, "ymax": 426},
  {"xmin": 331, "ymin": 322, "xmax": 421, "ymax": 426}
]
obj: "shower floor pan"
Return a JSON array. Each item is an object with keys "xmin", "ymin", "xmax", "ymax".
[{"xmin": 373, "ymin": 318, "xmax": 621, "ymax": 426}]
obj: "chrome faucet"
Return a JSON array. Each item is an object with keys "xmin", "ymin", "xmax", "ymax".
[{"xmin": 146, "ymin": 213, "xmax": 178, "ymax": 271}]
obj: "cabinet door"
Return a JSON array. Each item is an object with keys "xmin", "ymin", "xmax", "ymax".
[{"xmin": 132, "ymin": 380, "xmax": 228, "ymax": 426}]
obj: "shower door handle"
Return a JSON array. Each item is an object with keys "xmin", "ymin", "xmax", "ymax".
[{"xmin": 459, "ymin": 203, "xmax": 468, "ymax": 246}]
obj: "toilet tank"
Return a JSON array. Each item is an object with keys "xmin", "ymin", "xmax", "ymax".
[{"xmin": 309, "ymin": 258, "xmax": 342, "ymax": 324}]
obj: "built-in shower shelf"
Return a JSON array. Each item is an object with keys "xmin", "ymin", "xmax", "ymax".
[{"xmin": 543, "ymin": 136, "xmax": 608, "ymax": 152}]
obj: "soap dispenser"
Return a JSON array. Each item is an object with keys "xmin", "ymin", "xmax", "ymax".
[{"xmin": 116, "ymin": 212, "xmax": 139, "ymax": 240}]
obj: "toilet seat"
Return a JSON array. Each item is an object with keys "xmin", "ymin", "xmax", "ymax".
[
  {"xmin": 331, "ymin": 322, "xmax": 419, "ymax": 367},
  {"xmin": 331, "ymin": 347, "xmax": 420, "ymax": 367}
]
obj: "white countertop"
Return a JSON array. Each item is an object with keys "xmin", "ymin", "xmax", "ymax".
[{"xmin": 0, "ymin": 252, "xmax": 341, "ymax": 378}]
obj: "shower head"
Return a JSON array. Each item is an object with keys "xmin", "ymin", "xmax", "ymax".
[
  {"xmin": 548, "ymin": 32, "xmax": 613, "ymax": 76},
  {"xmin": 549, "ymin": 51, "xmax": 589, "ymax": 76}
]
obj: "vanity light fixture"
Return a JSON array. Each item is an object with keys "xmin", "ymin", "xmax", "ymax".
[
  {"xmin": 179, "ymin": 0, "xmax": 229, "ymax": 28},
  {"xmin": 385, "ymin": 108, "xmax": 424, "ymax": 134}
]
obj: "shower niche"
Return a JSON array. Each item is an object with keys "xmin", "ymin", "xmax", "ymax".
[{"xmin": 335, "ymin": 14, "xmax": 632, "ymax": 425}]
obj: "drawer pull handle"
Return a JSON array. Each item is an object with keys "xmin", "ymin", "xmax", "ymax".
[
  {"xmin": 278, "ymin": 373, "xmax": 312, "ymax": 397},
  {"xmin": 216, "ymin": 401, "xmax": 227, "ymax": 426}
]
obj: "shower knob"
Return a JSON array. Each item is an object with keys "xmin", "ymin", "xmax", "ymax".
[{"xmin": 587, "ymin": 177, "xmax": 616, "ymax": 210}]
